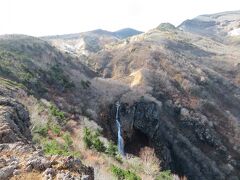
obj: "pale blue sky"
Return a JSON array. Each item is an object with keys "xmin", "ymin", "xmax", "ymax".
[{"xmin": 0, "ymin": 0, "xmax": 239, "ymax": 36}]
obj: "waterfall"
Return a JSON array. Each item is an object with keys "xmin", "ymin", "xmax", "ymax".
[{"xmin": 116, "ymin": 101, "xmax": 124, "ymax": 156}]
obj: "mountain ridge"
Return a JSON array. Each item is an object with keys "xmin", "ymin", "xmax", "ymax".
[
  {"xmin": 42, "ymin": 28, "xmax": 143, "ymax": 40},
  {"xmin": 0, "ymin": 10, "xmax": 240, "ymax": 180},
  {"xmin": 41, "ymin": 28, "xmax": 142, "ymax": 57},
  {"xmin": 178, "ymin": 10, "xmax": 240, "ymax": 41}
]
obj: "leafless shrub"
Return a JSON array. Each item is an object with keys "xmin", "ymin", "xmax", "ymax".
[{"xmin": 139, "ymin": 147, "xmax": 160, "ymax": 176}]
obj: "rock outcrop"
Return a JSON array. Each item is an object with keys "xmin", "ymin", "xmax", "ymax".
[
  {"xmin": 0, "ymin": 142, "xmax": 94, "ymax": 180},
  {"xmin": 0, "ymin": 94, "xmax": 94, "ymax": 180},
  {"xmin": 0, "ymin": 97, "xmax": 31, "ymax": 143},
  {"xmin": 104, "ymin": 100, "xmax": 240, "ymax": 180}
]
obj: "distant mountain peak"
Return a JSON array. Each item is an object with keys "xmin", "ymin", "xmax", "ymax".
[
  {"xmin": 156, "ymin": 23, "xmax": 176, "ymax": 31},
  {"xmin": 88, "ymin": 29, "xmax": 113, "ymax": 36},
  {"xmin": 178, "ymin": 10, "xmax": 240, "ymax": 39},
  {"xmin": 42, "ymin": 28, "xmax": 143, "ymax": 56},
  {"xmin": 113, "ymin": 28, "xmax": 143, "ymax": 39}
]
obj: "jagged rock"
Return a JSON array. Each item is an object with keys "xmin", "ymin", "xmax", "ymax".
[
  {"xmin": 0, "ymin": 143, "xmax": 93, "ymax": 180},
  {"xmin": 180, "ymin": 108, "xmax": 190, "ymax": 119},
  {"xmin": 0, "ymin": 97, "xmax": 31, "ymax": 143},
  {"xmin": 13, "ymin": 169, "xmax": 21, "ymax": 176},
  {"xmin": 193, "ymin": 123, "xmax": 227, "ymax": 152},
  {"xmin": 0, "ymin": 144, "xmax": 10, "ymax": 152},
  {"xmin": 56, "ymin": 156, "xmax": 94, "ymax": 180},
  {"xmin": 25, "ymin": 165, "xmax": 33, "ymax": 172},
  {"xmin": 56, "ymin": 171, "xmax": 78, "ymax": 180},
  {"xmin": 50, "ymin": 155, "xmax": 61, "ymax": 166},
  {"xmin": 1, "ymin": 150, "xmax": 94, "ymax": 179},
  {"xmin": 160, "ymin": 146, "xmax": 172, "ymax": 169},
  {"xmin": 56, "ymin": 172, "xmax": 65, "ymax": 180},
  {"xmin": 0, "ymin": 165, "xmax": 16, "ymax": 179},
  {"xmin": 42, "ymin": 173, "xmax": 53, "ymax": 180},
  {"xmin": 7, "ymin": 157, "xmax": 19, "ymax": 167},
  {"xmin": 0, "ymin": 158, "xmax": 7, "ymax": 168},
  {"xmin": 26, "ymin": 157, "xmax": 51, "ymax": 171},
  {"xmin": 81, "ymin": 175, "xmax": 90, "ymax": 180},
  {"xmin": 220, "ymin": 163, "xmax": 234, "ymax": 175},
  {"xmin": 43, "ymin": 168, "xmax": 56, "ymax": 176},
  {"xmin": 2, "ymin": 142, "xmax": 35, "ymax": 154}
]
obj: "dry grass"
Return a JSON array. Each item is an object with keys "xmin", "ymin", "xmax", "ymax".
[
  {"xmin": 139, "ymin": 147, "xmax": 160, "ymax": 176},
  {"xmin": 66, "ymin": 118, "xmax": 165, "ymax": 180},
  {"xmin": 10, "ymin": 172, "xmax": 42, "ymax": 180}
]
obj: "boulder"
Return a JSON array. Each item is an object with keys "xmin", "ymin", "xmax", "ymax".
[{"xmin": 0, "ymin": 165, "xmax": 16, "ymax": 179}]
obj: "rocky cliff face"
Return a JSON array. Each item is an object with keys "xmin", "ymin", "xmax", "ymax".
[
  {"xmin": 103, "ymin": 100, "xmax": 240, "ymax": 180},
  {"xmin": 0, "ymin": 75, "xmax": 94, "ymax": 180},
  {"xmin": 0, "ymin": 97, "xmax": 31, "ymax": 144},
  {"xmin": 132, "ymin": 101, "xmax": 238, "ymax": 180}
]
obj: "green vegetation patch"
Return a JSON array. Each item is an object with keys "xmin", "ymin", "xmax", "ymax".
[
  {"xmin": 0, "ymin": 49, "xmax": 47, "ymax": 95},
  {"xmin": 156, "ymin": 170, "xmax": 173, "ymax": 180},
  {"xmin": 50, "ymin": 104, "xmax": 65, "ymax": 122},
  {"xmin": 32, "ymin": 102, "xmax": 79, "ymax": 157},
  {"xmin": 47, "ymin": 64, "xmax": 75, "ymax": 91},
  {"xmin": 36, "ymin": 126, "xmax": 79, "ymax": 157},
  {"xmin": 42, "ymin": 139, "xmax": 79, "ymax": 157},
  {"xmin": 33, "ymin": 124, "xmax": 49, "ymax": 137},
  {"xmin": 0, "ymin": 42, "xmax": 74, "ymax": 96},
  {"xmin": 62, "ymin": 132, "xmax": 73, "ymax": 147},
  {"xmin": 83, "ymin": 127, "xmax": 123, "ymax": 163},
  {"xmin": 106, "ymin": 141, "xmax": 118, "ymax": 157},
  {"xmin": 83, "ymin": 127, "xmax": 106, "ymax": 152},
  {"xmin": 110, "ymin": 165, "xmax": 141, "ymax": 180},
  {"xmin": 50, "ymin": 124, "xmax": 61, "ymax": 136}
]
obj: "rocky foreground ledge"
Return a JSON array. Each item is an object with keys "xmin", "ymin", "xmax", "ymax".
[{"xmin": 0, "ymin": 96, "xmax": 94, "ymax": 180}]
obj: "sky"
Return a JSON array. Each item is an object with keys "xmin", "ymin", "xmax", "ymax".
[{"xmin": 0, "ymin": 0, "xmax": 240, "ymax": 36}]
